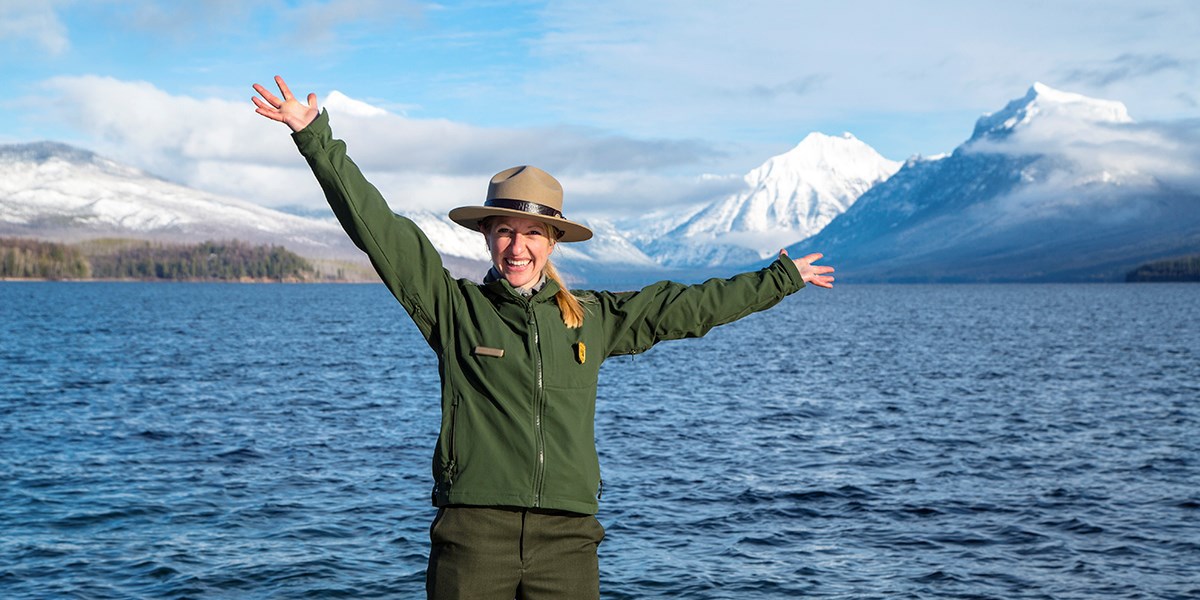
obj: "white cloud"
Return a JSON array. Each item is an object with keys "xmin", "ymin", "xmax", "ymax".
[
  {"xmin": 85, "ymin": 0, "xmax": 423, "ymax": 50},
  {"xmin": 0, "ymin": 1, "xmax": 70, "ymax": 55},
  {"xmin": 525, "ymin": 0, "xmax": 1200, "ymax": 152},
  {"xmin": 968, "ymin": 106, "xmax": 1200, "ymax": 189},
  {"xmin": 284, "ymin": 0, "xmax": 424, "ymax": 46},
  {"xmin": 1060, "ymin": 53, "xmax": 1191, "ymax": 87},
  {"xmin": 34, "ymin": 75, "xmax": 729, "ymax": 217},
  {"xmin": 960, "ymin": 98, "xmax": 1200, "ymax": 227}
]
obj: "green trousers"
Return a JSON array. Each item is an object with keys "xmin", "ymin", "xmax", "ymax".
[{"xmin": 426, "ymin": 506, "xmax": 605, "ymax": 600}]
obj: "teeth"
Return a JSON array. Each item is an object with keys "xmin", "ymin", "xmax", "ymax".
[{"xmin": 506, "ymin": 259, "xmax": 530, "ymax": 267}]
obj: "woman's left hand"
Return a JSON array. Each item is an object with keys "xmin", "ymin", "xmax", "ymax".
[{"xmin": 782, "ymin": 249, "xmax": 835, "ymax": 288}]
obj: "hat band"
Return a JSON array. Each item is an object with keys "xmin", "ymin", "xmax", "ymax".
[{"xmin": 485, "ymin": 198, "xmax": 562, "ymax": 219}]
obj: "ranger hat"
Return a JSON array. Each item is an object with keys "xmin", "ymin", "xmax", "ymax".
[{"xmin": 448, "ymin": 165, "xmax": 593, "ymax": 242}]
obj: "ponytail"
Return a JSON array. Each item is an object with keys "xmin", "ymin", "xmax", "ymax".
[{"xmin": 544, "ymin": 259, "xmax": 585, "ymax": 328}]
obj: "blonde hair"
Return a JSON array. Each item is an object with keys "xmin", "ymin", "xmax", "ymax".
[{"xmin": 544, "ymin": 259, "xmax": 585, "ymax": 328}]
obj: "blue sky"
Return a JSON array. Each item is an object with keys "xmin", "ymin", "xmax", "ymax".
[{"xmin": 2, "ymin": 0, "xmax": 1198, "ymax": 219}]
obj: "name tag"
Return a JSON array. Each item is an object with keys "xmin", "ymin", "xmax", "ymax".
[{"xmin": 473, "ymin": 346, "xmax": 505, "ymax": 358}]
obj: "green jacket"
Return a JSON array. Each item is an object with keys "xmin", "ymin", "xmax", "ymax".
[{"xmin": 293, "ymin": 110, "xmax": 805, "ymax": 515}]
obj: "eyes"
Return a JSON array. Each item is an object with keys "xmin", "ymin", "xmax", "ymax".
[{"xmin": 494, "ymin": 225, "xmax": 547, "ymax": 238}]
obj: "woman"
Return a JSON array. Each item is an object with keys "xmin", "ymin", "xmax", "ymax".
[{"xmin": 252, "ymin": 76, "xmax": 833, "ymax": 600}]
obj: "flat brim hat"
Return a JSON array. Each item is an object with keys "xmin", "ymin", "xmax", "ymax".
[{"xmin": 449, "ymin": 165, "xmax": 593, "ymax": 243}]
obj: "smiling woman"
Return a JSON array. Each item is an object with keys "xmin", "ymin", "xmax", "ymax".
[
  {"xmin": 477, "ymin": 215, "xmax": 591, "ymax": 328},
  {"xmin": 251, "ymin": 74, "xmax": 834, "ymax": 600},
  {"xmin": 450, "ymin": 164, "xmax": 593, "ymax": 329},
  {"xmin": 483, "ymin": 217, "xmax": 554, "ymax": 290}
]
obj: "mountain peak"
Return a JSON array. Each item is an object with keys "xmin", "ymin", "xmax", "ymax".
[
  {"xmin": 649, "ymin": 131, "xmax": 900, "ymax": 264},
  {"xmin": 770, "ymin": 131, "xmax": 885, "ymax": 174},
  {"xmin": 0, "ymin": 140, "xmax": 153, "ymax": 180},
  {"xmin": 971, "ymin": 82, "xmax": 1132, "ymax": 141},
  {"xmin": 798, "ymin": 131, "xmax": 857, "ymax": 143},
  {"xmin": 0, "ymin": 141, "xmax": 101, "ymax": 165}
]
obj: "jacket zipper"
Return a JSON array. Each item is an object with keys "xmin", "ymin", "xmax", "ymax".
[
  {"xmin": 530, "ymin": 306, "xmax": 546, "ymax": 507},
  {"xmin": 444, "ymin": 394, "xmax": 460, "ymax": 487}
]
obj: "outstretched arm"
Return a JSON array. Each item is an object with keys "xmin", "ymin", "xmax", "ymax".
[
  {"xmin": 783, "ymin": 249, "xmax": 835, "ymax": 288},
  {"xmin": 252, "ymin": 75, "xmax": 319, "ymax": 133}
]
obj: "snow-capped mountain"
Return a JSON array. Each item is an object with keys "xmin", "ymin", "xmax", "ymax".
[
  {"xmin": 0, "ymin": 141, "xmax": 664, "ymax": 283},
  {"xmin": 972, "ymin": 82, "xmax": 1132, "ymax": 140},
  {"xmin": 790, "ymin": 83, "xmax": 1200, "ymax": 282},
  {"xmin": 7, "ymin": 82, "xmax": 1194, "ymax": 285},
  {"xmin": 0, "ymin": 142, "xmax": 358, "ymax": 257},
  {"xmin": 644, "ymin": 132, "xmax": 900, "ymax": 267}
]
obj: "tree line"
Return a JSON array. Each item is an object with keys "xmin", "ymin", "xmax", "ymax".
[
  {"xmin": 0, "ymin": 238, "xmax": 322, "ymax": 282},
  {"xmin": 1125, "ymin": 255, "xmax": 1200, "ymax": 282}
]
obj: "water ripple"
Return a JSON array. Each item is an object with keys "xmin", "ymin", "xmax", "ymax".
[{"xmin": 1, "ymin": 282, "xmax": 1197, "ymax": 598}]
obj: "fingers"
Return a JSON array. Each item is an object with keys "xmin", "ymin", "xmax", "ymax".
[
  {"xmin": 252, "ymin": 76, "xmax": 293, "ymax": 106},
  {"xmin": 250, "ymin": 95, "xmax": 282, "ymax": 122},
  {"xmin": 789, "ymin": 250, "xmax": 835, "ymax": 288},
  {"xmin": 275, "ymin": 75, "xmax": 294, "ymax": 101},
  {"xmin": 307, "ymin": 92, "xmax": 318, "ymax": 110},
  {"xmin": 804, "ymin": 271, "xmax": 835, "ymax": 288},
  {"xmin": 253, "ymin": 107, "xmax": 284, "ymax": 122},
  {"xmin": 252, "ymin": 83, "xmax": 283, "ymax": 109},
  {"xmin": 809, "ymin": 276, "xmax": 834, "ymax": 289}
]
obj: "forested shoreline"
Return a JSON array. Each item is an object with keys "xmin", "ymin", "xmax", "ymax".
[
  {"xmin": 1126, "ymin": 255, "xmax": 1200, "ymax": 282},
  {"xmin": 0, "ymin": 237, "xmax": 343, "ymax": 282},
  {"xmin": 6, "ymin": 236, "xmax": 1195, "ymax": 284}
]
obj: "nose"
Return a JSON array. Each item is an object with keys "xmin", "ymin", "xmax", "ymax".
[{"xmin": 510, "ymin": 233, "xmax": 528, "ymax": 254}]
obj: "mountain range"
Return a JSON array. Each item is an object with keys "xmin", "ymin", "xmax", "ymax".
[
  {"xmin": 790, "ymin": 83, "xmax": 1200, "ymax": 282},
  {"xmin": 2, "ymin": 83, "xmax": 1196, "ymax": 284}
]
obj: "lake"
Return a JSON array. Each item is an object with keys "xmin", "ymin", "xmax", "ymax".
[{"xmin": 1, "ymin": 281, "xmax": 1197, "ymax": 599}]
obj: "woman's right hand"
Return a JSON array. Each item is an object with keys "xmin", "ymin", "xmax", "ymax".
[{"xmin": 252, "ymin": 75, "xmax": 319, "ymax": 133}]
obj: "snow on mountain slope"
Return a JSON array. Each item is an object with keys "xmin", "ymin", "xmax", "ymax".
[
  {"xmin": 792, "ymin": 83, "xmax": 1200, "ymax": 282},
  {"xmin": 971, "ymin": 81, "xmax": 1133, "ymax": 140},
  {"xmin": 11, "ymin": 82, "xmax": 1188, "ymax": 285},
  {"xmin": 0, "ymin": 142, "xmax": 360, "ymax": 259},
  {"xmin": 645, "ymin": 133, "xmax": 899, "ymax": 267},
  {"xmin": 0, "ymin": 141, "xmax": 660, "ymax": 281}
]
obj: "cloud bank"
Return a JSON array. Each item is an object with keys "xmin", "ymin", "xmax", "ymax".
[
  {"xmin": 36, "ymin": 75, "xmax": 730, "ymax": 217},
  {"xmin": 963, "ymin": 97, "xmax": 1200, "ymax": 227},
  {"xmin": 968, "ymin": 102, "xmax": 1200, "ymax": 191}
]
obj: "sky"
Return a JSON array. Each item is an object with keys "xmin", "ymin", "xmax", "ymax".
[{"xmin": 2, "ymin": 0, "xmax": 1198, "ymax": 221}]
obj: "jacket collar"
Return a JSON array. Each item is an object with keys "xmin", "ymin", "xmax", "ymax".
[{"xmin": 482, "ymin": 267, "xmax": 560, "ymax": 304}]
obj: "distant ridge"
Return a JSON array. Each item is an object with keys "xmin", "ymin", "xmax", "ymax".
[
  {"xmin": 0, "ymin": 141, "xmax": 105, "ymax": 164},
  {"xmin": 1126, "ymin": 255, "xmax": 1200, "ymax": 282}
]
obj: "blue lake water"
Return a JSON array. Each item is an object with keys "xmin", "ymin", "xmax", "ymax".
[{"xmin": 1, "ymin": 281, "xmax": 1197, "ymax": 599}]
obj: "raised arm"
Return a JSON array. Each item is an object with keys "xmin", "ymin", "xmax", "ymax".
[{"xmin": 251, "ymin": 75, "xmax": 455, "ymax": 347}]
